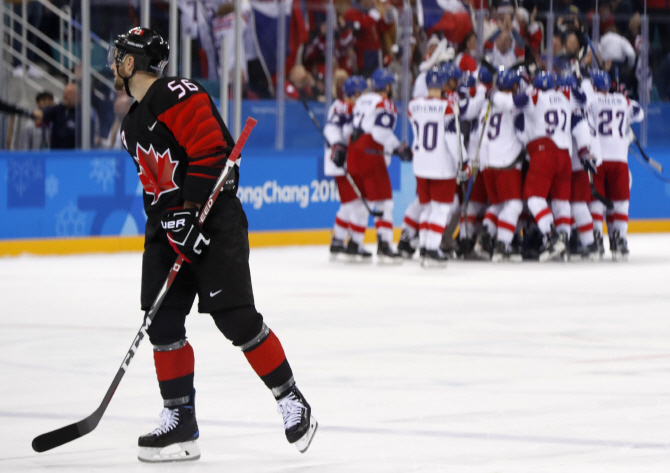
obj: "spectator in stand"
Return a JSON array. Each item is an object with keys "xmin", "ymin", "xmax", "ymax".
[
  {"xmin": 15, "ymin": 92, "xmax": 53, "ymax": 150},
  {"xmin": 455, "ymin": 32, "xmax": 478, "ymax": 73},
  {"xmin": 629, "ymin": 13, "xmax": 652, "ymax": 102},
  {"xmin": 484, "ymin": 1, "xmax": 525, "ymax": 66},
  {"xmin": 103, "ymin": 90, "xmax": 133, "ymax": 150},
  {"xmin": 413, "ymin": 36, "xmax": 454, "ymax": 98},
  {"xmin": 213, "ymin": 2, "xmax": 250, "ymax": 89},
  {"xmin": 599, "ymin": 16, "xmax": 636, "ymax": 84},
  {"xmin": 516, "ymin": 7, "xmax": 543, "ymax": 57},
  {"xmin": 303, "ymin": 14, "xmax": 357, "ymax": 80},
  {"xmin": 33, "ymin": 83, "xmax": 100, "ymax": 149},
  {"xmin": 285, "ymin": 64, "xmax": 318, "ymax": 100},
  {"xmin": 343, "ymin": 0, "xmax": 394, "ymax": 76}
]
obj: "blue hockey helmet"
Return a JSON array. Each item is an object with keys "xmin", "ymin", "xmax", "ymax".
[
  {"xmin": 591, "ymin": 69, "xmax": 611, "ymax": 92},
  {"xmin": 343, "ymin": 75, "xmax": 367, "ymax": 96},
  {"xmin": 478, "ymin": 65, "xmax": 493, "ymax": 86},
  {"xmin": 440, "ymin": 62, "xmax": 463, "ymax": 83},
  {"xmin": 370, "ymin": 68, "xmax": 395, "ymax": 91},
  {"xmin": 425, "ymin": 66, "xmax": 447, "ymax": 89},
  {"xmin": 496, "ymin": 68, "xmax": 521, "ymax": 91},
  {"xmin": 554, "ymin": 73, "xmax": 566, "ymax": 87},
  {"xmin": 461, "ymin": 71, "xmax": 477, "ymax": 88},
  {"xmin": 533, "ymin": 71, "xmax": 555, "ymax": 90}
]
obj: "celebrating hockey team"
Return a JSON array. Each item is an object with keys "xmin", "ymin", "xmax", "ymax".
[{"xmin": 323, "ymin": 27, "xmax": 646, "ymax": 268}]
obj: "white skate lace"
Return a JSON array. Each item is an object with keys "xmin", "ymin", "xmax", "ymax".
[
  {"xmin": 277, "ymin": 393, "xmax": 304, "ymax": 430},
  {"xmin": 151, "ymin": 408, "xmax": 180, "ymax": 436}
]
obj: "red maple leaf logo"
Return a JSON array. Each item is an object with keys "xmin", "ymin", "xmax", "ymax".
[{"xmin": 133, "ymin": 144, "xmax": 179, "ymax": 204}]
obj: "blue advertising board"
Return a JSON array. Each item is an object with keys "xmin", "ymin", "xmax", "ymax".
[{"xmin": 0, "ymin": 100, "xmax": 669, "ymax": 247}]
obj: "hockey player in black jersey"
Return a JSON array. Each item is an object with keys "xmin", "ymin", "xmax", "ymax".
[{"xmin": 108, "ymin": 27, "xmax": 317, "ymax": 462}]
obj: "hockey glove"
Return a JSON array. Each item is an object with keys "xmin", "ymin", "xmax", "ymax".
[
  {"xmin": 456, "ymin": 164, "xmax": 471, "ymax": 185},
  {"xmin": 393, "ymin": 142, "xmax": 413, "ymax": 162},
  {"xmin": 331, "ymin": 143, "xmax": 347, "ymax": 167},
  {"xmin": 161, "ymin": 208, "xmax": 210, "ymax": 263},
  {"xmin": 578, "ymin": 147, "xmax": 597, "ymax": 175}
]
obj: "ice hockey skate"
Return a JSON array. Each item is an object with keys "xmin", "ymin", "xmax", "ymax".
[
  {"xmin": 491, "ymin": 241, "xmax": 523, "ymax": 263},
  {"xmin": 277, "ymin": 385, "xmax": 318, "ymax": 453},
  {"xmin": 397, "ymin": 230, "xmax": 417, "ymax": 259},
  {"xmin": 611, "ymin": 231, "xmax": 629, "ymax": 261},
  {"xmin": 538, "ymin": 228, "xmax": 567, "ymax": 262},
  {"xmin": 593, "ymin": 231, "xmax": 605, "ymax": 259},
  {"xmin": 138, "ymin": 397, "xmax": 200, "ymax": 463},
  {"xmin": 376, "ymin": 237, "xmax": 403, "ymax": 264},
  {"xmin": 421, "ymin": 249, "xmax": 448, "ymax": 268},
  {"xmin": 344, "ymin": 240, "xmax": 372, "ymax": 263},
  {"xmin": 329, "ymin": 237, "xmax": 347, "ymax": 261},
  {"xmin": 473, "ymin": 232, "xmax": 493, "ymax": 261}
]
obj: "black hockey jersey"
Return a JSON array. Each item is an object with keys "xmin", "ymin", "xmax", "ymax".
[{"xmin": 120, "ymin": 77, "xmax": 237, "ymax": 222}]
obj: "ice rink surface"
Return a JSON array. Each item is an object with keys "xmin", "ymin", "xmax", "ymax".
[{"xmin": 1, "ymin": 233, "xmax": 669, "ymax": 472}]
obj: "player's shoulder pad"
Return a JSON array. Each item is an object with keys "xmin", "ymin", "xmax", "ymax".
[
  {"xmin": 376, "ymin": 97, "xmax": 397, "ymax": 114},
  {"xmin": 149, "ymin": 77, "xmax": 207, "ymax": 115}
]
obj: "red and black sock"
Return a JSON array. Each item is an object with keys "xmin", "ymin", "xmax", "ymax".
[
  {"xmin": 153, "ymin": 340, "xmax": 195, "ymax": 406},
  {"xmin": 241, "ymin": 324, "xmax": 294, "ymax": 399}
]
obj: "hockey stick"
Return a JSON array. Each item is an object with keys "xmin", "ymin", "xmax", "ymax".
[
  {"xmin": 587, "ymin": 169, "xmax": 613, "ymax": 209},
  {"xmin": 631, "ymin": 132, "xmax": 663, "ymax": 173},
  {"xmin": 461, "ymin": 100, "xmax": 491, "ymax": 240},
  {"xmin": 629, "ymin": 147, "xmax": 670, "ymax": 183},
  {"xmin": 32, "ymin": 117, "xmax": 257, "ymax": 453},
  {"xmin": 299, "ymin": 99, "xmax": 384, "ymax": 218}
]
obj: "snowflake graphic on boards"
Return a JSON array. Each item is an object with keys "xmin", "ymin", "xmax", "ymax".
[
  {"xmin": 45, "ymin": 175, "xmax": 58, "ymax": 199},
  {"xmin": 90, "ymin": 158, "xmax": 118, "ymax": 192},
  {"xmin": 56, "ymin": 201, "xmax": 86, "ymax": 236},
  {"xmin": 8, "ymin": 157, "xmax": 43, "ymax": 197}
]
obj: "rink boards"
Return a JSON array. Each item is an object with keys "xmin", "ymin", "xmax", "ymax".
[{"xmin": 0, "ymin": 144, "xmax": 668, "ymax": 256}]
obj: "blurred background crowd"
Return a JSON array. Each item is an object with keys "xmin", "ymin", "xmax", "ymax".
[{"xmin": 1, "ymin": 0, "xmax": 668, "ymax": 150}]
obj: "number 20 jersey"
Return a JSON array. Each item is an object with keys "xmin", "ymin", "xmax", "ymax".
[
  {"xmin": 120, "ymin": 77, "xmax": 236, "ymax": 223},
  {"xmin": 408, "ymin": 97, "xmax": 463, "ymax": 179}
]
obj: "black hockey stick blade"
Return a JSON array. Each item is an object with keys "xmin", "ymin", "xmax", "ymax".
[
  {"xmin": 32, "ymin": 118, "xmax": 258, "ymax": 453},
  {"xmin": 32, "ymin": 372, "xmax": 119, "ymax": 452},
  {"xmin": 588, "ymin": 170, "xmax": 613, "ymax": 209}
]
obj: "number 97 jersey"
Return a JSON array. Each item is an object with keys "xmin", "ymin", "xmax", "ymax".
[{"xmin": 408, "ymin": 97, "xmax": 463, "ymax": 179}]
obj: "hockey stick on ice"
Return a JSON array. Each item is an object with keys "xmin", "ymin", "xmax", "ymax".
[
  {"xmin": 299, "ymin": 99, "xmax": 384, "ymax": 218},
  {"xmin": 31, "ymin": 117, "xmax": 258, "ymax": 453}
]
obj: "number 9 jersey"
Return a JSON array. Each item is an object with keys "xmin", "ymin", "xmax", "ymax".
[{"xmin": 408, "ymin": 97, "xmax": 465, "ymax": 179}]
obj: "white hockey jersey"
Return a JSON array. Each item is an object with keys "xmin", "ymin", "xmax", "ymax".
[
  {"xmin": 323, "ymin": 99, "xmax": 354, "ymax": 177},
  {"xmin": 492, "ymin": 87, "xmax": 574, "ymax": 151},
  {"xmin": 591, "ymin": 92, "xmax": 644, "ymax": 163},
  {"xmin": 408, "ymin": 97, "xmax": 465, "ymax": 179},
  {"xmin": 480, "ymin": 96, "xmax": 524, "ymax": 169},
  {"xmin": 351, "ymin": 91, "xmax": 400, "ymax": 159}
]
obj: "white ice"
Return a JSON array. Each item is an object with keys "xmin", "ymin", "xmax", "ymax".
[{"xmin": 1, "ymin": 234, "xmax": 669, "ymax": 472}]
